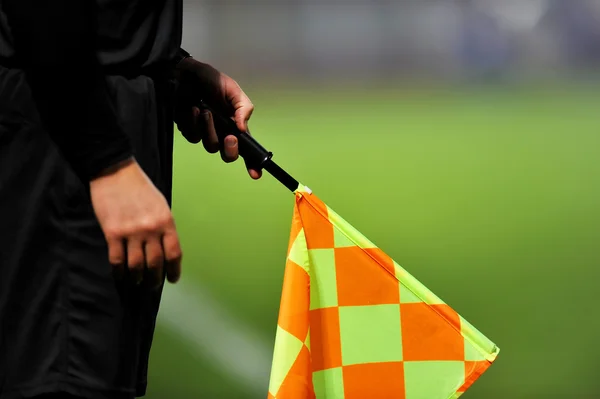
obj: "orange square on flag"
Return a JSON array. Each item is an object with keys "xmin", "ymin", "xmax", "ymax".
[
  {"xmin": 335, "ymin": 246, "xmax": 400, "ymax": 307},
  {"xmin": 309, "ymin": 307, "xmax": 342, "ymax": 371},
  {"xmin": 400, "ymin": 303, "xmax": 465, "ymax": 361},
  {"xmin": 342, "ymin": 362, "xmax": 405, "ymax": 399}
]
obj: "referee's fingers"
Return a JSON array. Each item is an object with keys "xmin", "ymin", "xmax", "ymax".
[
  {"xmin": 108, "ymin": 237, "xmax": 125, "ymax": 280},
  {"xmin": 127, "ymin": 238, "xmax": 145, "ymax": 285},
  {"xmin": 200, "ymin": 110, "xmax": 219, "ymax": 154},
  {"xmin": 162, "ymin": 228, "xmax": 182, "ymax": 284},
  {"xmin": 177, "ymin": 106, "xmax": 201, "ymax": 144},
  {"xmin": 221, "ymin": 134, "xmax": 239, "ymax": 163},
  {"xmin": 144, "ymin": 238, "xmax": 164, "ymax": 290}
]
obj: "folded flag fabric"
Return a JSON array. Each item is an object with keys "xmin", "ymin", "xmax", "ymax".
[{"xmin": 267, "ymin": 185, "xmax": 499, "ymax": 399}]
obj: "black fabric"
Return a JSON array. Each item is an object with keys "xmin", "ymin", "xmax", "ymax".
[
  {"xmin": 0, "ymin": 0, "xmax": 183, "ymax": 77},
  {"xmin": 0, "ymin": 0, "xmax": 134, "ymax": 181},
  {"xmin": 27, "ymin": 393, "xmax": 132, "ymax": 399},
  {"xmin": 28, "ymin": 395, "xmax": 84, "ymax": 399},
  {"xmin": 0, "ymin": 1, "xmax": 187, "ymax": 397},
  {"xmin": 0, "ymin": 0, "xmax": 185, "ymax": 181},
  {"xmin": 0, "ymin": 65, "xmax": 177, "ymax": 398}
]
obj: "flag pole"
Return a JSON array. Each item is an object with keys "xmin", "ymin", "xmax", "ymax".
[
  {"xmin": 199, "ymin": 100, "xmax": 300, "ymax": 193},
  {"xmin": 262, "ymin": 159, "xmax": 299, "ymax": 193}
]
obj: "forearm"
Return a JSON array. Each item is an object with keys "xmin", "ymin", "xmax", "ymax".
[{"xmin": 2, "ymin": 0, "xmax": 133, "ymax": 180}]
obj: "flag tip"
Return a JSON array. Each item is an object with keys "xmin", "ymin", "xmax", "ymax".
[{"xmin": 293, "ymin": 184, "xmax": 312, "ymax": 195}]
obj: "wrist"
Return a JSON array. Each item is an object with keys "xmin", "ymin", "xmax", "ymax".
[
  {"xmin": 176, "ymin": 59, "xmax": 222, "ymax": 95},
  {"xmin": 171, "ymin": 48, "xmax": 192, "ymax": 83},
  {"xmin": 91, "ymin": 157, "xmax": 136, "ymax": 181},
  {"xmin": 174, "ymin": 48, "xmax": 192, "ymax": 67},
  {"xmin": 176, "ymin": 57, "xmax": 211, "ymax": 74}
]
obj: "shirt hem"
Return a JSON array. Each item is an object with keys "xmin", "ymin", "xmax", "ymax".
[{"xmin": 0, "ymin": 377, "xmax": 146, "ymax": 399}]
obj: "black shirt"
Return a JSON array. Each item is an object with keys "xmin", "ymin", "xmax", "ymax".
[{"xmin": 0, "ymin": 0, "xmax": 186, "ymax": 180}]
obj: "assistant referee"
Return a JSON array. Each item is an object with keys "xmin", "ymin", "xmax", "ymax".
[{"xmin": 0, "ymin": 0, "xmax": 259, "ymax": 398}]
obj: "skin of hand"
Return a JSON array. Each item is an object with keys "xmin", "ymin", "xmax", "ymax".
[
  {"xmin": 174, "ymin": 57, "xmax": 262, "ymax": 180},
  {"xmin": 88, "ymin": 61, "xmax": 257, "ymax": 288},
  {"xmin": 89, "ymin": 157, "xmax": 183, "ymax": 289}
]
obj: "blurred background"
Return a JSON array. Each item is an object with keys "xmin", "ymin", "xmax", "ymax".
[{"xmin": 147, "ymin": 0, "xmax": 600, "ymax": 398}]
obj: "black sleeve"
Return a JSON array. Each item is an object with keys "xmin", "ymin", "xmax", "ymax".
[
  {"xmin": 1, "ymin": 0, "xmax": 133, "ymax": 181},
  {"xmin": 175, "ymin": 48, "xmax": 192, "ymax": 65}
]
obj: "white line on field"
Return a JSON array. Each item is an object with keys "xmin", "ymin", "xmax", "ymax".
[{"xmin": 156, "ymin": 279, "xmax": 273, "ymax": 396}]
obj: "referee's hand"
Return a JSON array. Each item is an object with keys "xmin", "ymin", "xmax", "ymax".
[
  {"xmin": 90, "ymin": 157, "xmax": 182, "ymax": 288},
  {"xmin": 174, "ymin": 58, "xmax": 262, "ymax": 180}
]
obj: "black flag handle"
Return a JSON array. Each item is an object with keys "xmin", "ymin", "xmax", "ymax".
[{"xmin": 198, "ymin": 99, "xmax": 300, "ymax": 193}]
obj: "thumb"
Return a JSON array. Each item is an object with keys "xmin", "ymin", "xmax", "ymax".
[
  {"xmin": 231, "ymin": 96, "xmax": 254, "ymax": 133},
  {"xmin": 233, "ymin": 107, "xmax": 250, "ymax": 133}
]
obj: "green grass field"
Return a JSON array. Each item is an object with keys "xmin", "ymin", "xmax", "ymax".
[{"xmin": 144, "ymin": 83, "xmax": 600, "ymax": 398}]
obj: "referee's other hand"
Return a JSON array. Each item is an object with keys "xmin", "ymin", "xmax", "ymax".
[{"xmin": 90, "ymin": 157, "xmax": 182, "ymax": 288}]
